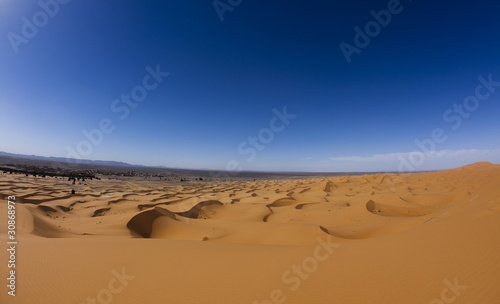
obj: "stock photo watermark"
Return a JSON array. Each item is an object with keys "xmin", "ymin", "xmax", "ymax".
[
  {"xmin": 210, "ymin": 106, "xmax": 296, "ymax": 179},
  {"xmin": 65, "ymin": 64, "xmax": 169, "ymax": 166},
  {"xmin": 6, "ymin": 195, "xmax": 17, "ymax": 297},
  {"xmin": 79, "ymin": 267, "xmax": 134, "ymax": 304},
  {"xmin": 429, "ymin": 277, "xmax": 466, "ymax": 304},
  {"xmin": 8, "ymin": 0, "xmax": 71, "ymax": 54},
  {"xmin": 213, "ymin": 0, "xmax": 243, "ymax": 22},
  {"xmin": 254, "ymin": 235, "xmax": 340, "ymax": 304},
  {"xmin": 398, "ymin": 73, "xmax": 499, "ymax": 172},
  {"xmin": 339, "ymin": 0, "xmax": 404, "ymax": 63}
]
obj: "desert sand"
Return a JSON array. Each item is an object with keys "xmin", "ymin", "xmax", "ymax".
[{"xmin": 1, "ymin": 162, "xmax": 499, "ymax": 303}]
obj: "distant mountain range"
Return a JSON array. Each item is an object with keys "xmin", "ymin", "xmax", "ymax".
[
  {"xmin": 0, "ymin": 151, "xmax": 405, "ymax": 177},
  {"xmin": 0, "ymin": 151, "xmax": 135, "ymax": 168}
]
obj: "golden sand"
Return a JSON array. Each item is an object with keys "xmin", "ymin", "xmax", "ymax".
[{"xmin": 1, "ymin": 162, "xmax": 499, "ymax": 303}]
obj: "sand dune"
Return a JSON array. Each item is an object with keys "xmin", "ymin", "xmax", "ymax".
[{"xmin": 1, "ymin": 162, "xmax": 499, "ymax": 303}]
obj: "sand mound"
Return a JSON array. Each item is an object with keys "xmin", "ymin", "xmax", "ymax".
[
  {"xmin": 365, "ymin": 199, "xmax": 434, "ymax": 217},
  {"xmin": 458, "ymin": 161, "xmax": 500, "ymax": 171},
  {"xmin": 126, "ymin": 207, "xmax": 178, "ymax": 237},
  {"xmin": 267, "ymin": 198, "xmax": 299, "ymax": 207},
  {"xmin": 176, "ymin": 200, "xmax": 223, "ymax": 218}
]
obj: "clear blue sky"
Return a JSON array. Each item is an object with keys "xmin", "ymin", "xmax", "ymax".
[{"xmin": 1, "ymin": 0, "xmax": 499, "ymax": 172}]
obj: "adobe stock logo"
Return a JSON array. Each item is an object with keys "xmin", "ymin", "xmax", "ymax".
[
  {"xmin": 79, "ymin": 267, "xmax": 135, "ymax": 304},
  {"xmin": 65, "ymin": 64, "xmax": 169, "ymax": 166},
  {"xmin": 254, "ymin": 236, "xmax": 340, "ymax": 304},
  {"xmin": 398, "ymin": 74, "xmax": 499, "ymax": 172},
  {"xmin": 209, "ymin": 106, "xmax": 296, "ymax": 180},
  {"xmin": 7, "ymin": 0, "xmax": 71, "ymax": 54},
  {"xmin": 213, "ymin": 0, "xmax": 243, "ymax": 22},
  {"xmin": 429, "ymin": 277, "xmax": 466, "ymax": 304},
  {"xmin": 339, "ymin": 0, "xmax": 404, "ymax": 63}
]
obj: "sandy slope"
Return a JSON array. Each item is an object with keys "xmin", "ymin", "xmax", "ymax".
[{"xmin": 0, "ymin": 162, "xmax": 499, "ymax": 303}]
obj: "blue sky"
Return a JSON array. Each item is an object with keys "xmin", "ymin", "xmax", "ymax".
[{"xmin": 1, "ymin": 0, "xmax": 500, "ymax": 172}]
